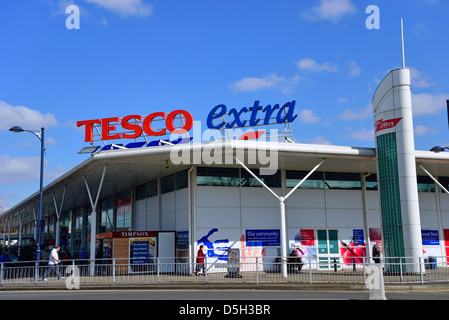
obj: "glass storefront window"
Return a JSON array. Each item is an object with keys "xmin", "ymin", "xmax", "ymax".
[
  {"xmin": 439, "ymin": 177, "xmax": 449, "ymax": 193},
  {"xmin": 417, "ymin": 176, "xmax": 435, "ymax": 192},
  {"xmin": 175, "ymin": 169, "xmax": 189, "ymax": 190},
  {"xmin": 161, "ymin": 174, "xmax": 175, "ymax": 193},
  {"xmin": 324, "ymin": 172, "xmax": 361, "ymax": 190},
  {"xmin": 365, "ymin": 174, "xmax": 378, "ymax": 190},
  {"xmin": 73, "ymin": 206, "xmax": 83, "ymax": 255},
  {"xmin": 241, "ymin": 169, "xmax": 281, "ymax": 188},
  {"xmin": 197, "ymin": 167, "xmax": 240, "ymax": 187},
  {"xmin": 100, "ymin": 196, "xmax": 114, "ymax": 233},
  {"xmin": 61, "ymin": 209, "xmax": 72, "ymax": 252},
  {"xmin": 116, "ymin": 189, "xmax": 132, "ymax": 231},
  {"xmin": 286, "ymin": 171, "xmax": 324, "ymax": 189},
  {"xmin": 136, "ymin": 180, "xmax": 157, "ymax": 200}
]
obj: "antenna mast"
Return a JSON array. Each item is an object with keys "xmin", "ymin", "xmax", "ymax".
[{"xmin": 401, "ymin": 18, "xmax": 406, "ymax": 68}]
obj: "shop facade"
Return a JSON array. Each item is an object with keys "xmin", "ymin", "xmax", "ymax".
[{"xmin": 2, "ymin": 68, "xmax": 449, "ymax": 274}]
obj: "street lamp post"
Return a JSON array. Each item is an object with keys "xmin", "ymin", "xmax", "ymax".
[{"xmin": 9, "ymin": 126, "xmax": 45, "ymax": 279}]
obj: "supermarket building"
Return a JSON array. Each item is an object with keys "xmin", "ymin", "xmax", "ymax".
[{"xmin": 1, "ymin": 68, "xmax": 449, "ymax": 274}]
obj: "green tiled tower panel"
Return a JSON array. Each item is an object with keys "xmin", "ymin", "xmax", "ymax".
[{"xmin": 377, "ymin": 133, "xmax": 405, "ymax": 268}]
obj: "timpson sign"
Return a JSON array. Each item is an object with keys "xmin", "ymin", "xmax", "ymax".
[
  {"xmin": 95, "ymin": 231, "xmax": 158, "ymax": 239},
  {"xmin": 76, "ymin": 100, "xmax": 298, "ymax": 142}
]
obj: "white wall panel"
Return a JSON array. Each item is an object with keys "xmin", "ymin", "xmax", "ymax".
[
  {"xmin": 146, "ymin": 197, "xmax": 158, "ymax": 216},
  {"xmin": 197, "ymin": 186, "xmax": 240, "ymax": 207},
  {"xmin": 419, "ymin": 193, "xmax": 437, "ymax": 210},
  {"xmin": 176, "ymin": 209, "xmax": 189, "ymax": 230},
  {"xmin": 367, "ymin": 209, "xmax": 381, "ymax": 228},
  {"xmin": 286, "ymin": 189, "xmax": 325, "ymax": 208},
  {"xmin": 326, "ymin": 209, "xmax": 364, "ymax": 228},
  {"xmin": 135, "ymin": 199, "xmax": 147, "ymax": 230},
  {"xmin": 241, "ymin": 207, "xmax": 280, "ymax": 228},
  {"xmin": 420, "ymin": 210, "xmax": 438, "ymax": 229},
  {"xmin": 366, "ymin": 191, "xmax": 380, "ymax": 209},
  {"xmin": 325, "ymin": 190, "xmax": 362, "ymax": 209},
  {"xmin": 196, "ymin": 207, "xmax": 240, "ymax": 228},
  {"xmin": 135, "ymin": 199, "xmax": 146, "ymax": 219},
  {"xmin": 287, "ymin": 208, "xmax": 326, "ymax": 228},
  {"xmin": 161, "ymin": 193, "xmax": 175, "ymax": 213},
  {"xmin": 161, "ymin": 211, "xmax": 175, "ymax": 230},
  {"xmin": 148, "ymin": 215, "xmax": 159, "ymax": 230},
  {"xmin": 176, "ymin": 188, "xmax": 189, "ymax": 211},
  {"xmin": 240, "ymin": 188, "xmax": 279, "ymax": 207},
  {"xmin": 134, "ymin": 216, "xmax": 146, "ymax": 231}
]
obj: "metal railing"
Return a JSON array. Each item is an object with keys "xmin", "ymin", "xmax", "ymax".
[{"xmin": 0, "ymin": 255, "xmax": 448, "ymax": 288}]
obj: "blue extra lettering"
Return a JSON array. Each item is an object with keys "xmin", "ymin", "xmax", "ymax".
[
  {"xmin": 206, "ymin": 100, "xmax": 297, "ymax": 130},
  {"xmin": 207, "ymin": 104, "xmax": 227, "ymax": 129},
  {"xmin": 226, "ymin": 107, "xmax": 248, "ymax": 128},
  {"xmin": 276, "ymin": 101, "xmax": 297, "ymax": 124}
]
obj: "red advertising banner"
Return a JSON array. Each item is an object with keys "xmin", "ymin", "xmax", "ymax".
[
  {"xmin": 300, "ymin": 229, "xmax": 315, "ymax": 246},
  {"xmin": 375, "ymin": 117, "xmax": 403, "ymax": 132}
]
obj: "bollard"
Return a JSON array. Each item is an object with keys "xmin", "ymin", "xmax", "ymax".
[{"xmin": 334, "ymin": 258, "xmax": 337, "ymax": 272}]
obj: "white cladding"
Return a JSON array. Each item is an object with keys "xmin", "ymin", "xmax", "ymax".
[{"xmin": 134, "ymin": 182, "xmax": 445, "ymax": 259}]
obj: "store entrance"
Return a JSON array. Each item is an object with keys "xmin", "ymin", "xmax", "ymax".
[{"xmin": 317, "ymin": 229, "xmax": 340, "ymax": 270}]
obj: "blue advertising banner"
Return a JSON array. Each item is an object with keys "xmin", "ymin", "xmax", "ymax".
[
  {"xmin": 177, "ymin": 231, "xmax": 189, "ymax": 249},
  {"xmin": 132, "ymin": 241, "xmax": 150, "ymax": 264},
  {"xmin": 353, "ymin": 229, "xmax": 365, "ymax": 245},
  {"xmin": 422, "ymin": 230, "xmax": 439, "ymax": 245},
  {"xmin": 245, "ymin": 229, "xmax": 280, "ymax": 247}
]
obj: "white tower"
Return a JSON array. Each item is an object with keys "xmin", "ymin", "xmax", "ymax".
[{"xmin": 372, "ymin": 20, "xmax": 423, "ymax": 273}]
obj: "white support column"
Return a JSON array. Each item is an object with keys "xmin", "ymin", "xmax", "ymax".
[
  {"xmin": 84, "ymin": 165, "xmax": 107, "ymax": 276},
  {"xmin": 52, "ymin": 187, "xmax": 66, "ymax": 247},
  {"xmin": 234, "ymin": 156, "xmax": 324, "ymax": 278},
  {"xmin": 362, "ymin": 173, "xmax": 371, "ymax": 261},
  {"xmin": 6, "ymin": 216, "xmax": 12, "ymax": 248}
]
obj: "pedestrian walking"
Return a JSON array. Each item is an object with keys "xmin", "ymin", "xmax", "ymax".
[{"xmin": 42, "ymin": 246, "xmax": 64, "ymax": 281}]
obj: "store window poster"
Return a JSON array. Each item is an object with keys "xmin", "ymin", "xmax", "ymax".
[
  {"xmin": 340, "ymin": 229, "xmax": 366, "ymax": 264},
  {"xmin": 291, "ymin": 229, "xmax": 317, "ymax": 264}
]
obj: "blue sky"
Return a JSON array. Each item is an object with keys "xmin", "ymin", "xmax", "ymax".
[{"xmin": 1, "ymin": 0, "xmax": 448, "ymax": 210}]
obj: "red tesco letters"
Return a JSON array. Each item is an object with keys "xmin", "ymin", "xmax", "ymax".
[{"xmin": 77, "ymin": 110, "xmax": 193, "ymax": 142}]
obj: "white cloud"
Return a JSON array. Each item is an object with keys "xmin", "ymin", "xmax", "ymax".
[
  {"xmin": 409, "ymin": 67, "xmax": 435, "ymax": 88},
  {"xmin": 0, "ymin": 197, "xmax": 11, "ymax": 212},
  {"xmin": 301, "ymin": 0, "xmax": 356, "ymax": 23},
  {"xmin": 340, "ymin": 105, "xmax": 372, "ymax": 120},
  {"xmin": 350, "ymin": 128, "xmax": 374, "ymax": 140},
  {"xmin": 0, "ymin": 155, "xmax": 67, "ymax": 186},
  {"xmin": 0, "ymin": 155, "xmax": 42, "ymax": 185},
  {"xmin": 347, "ymin": 61, "xmax": 362, "ymax": 77},
  {"xmin": 411, "ymin": 93, "xmax": 449, "ymax": 116},
  {"xmin": 307, "ymin": 136, "xmax": 332, "ymax": 145},
  {"xmin": 299, "ymin": 109, "xmax": 320, "ymax": 123},
  {"xmin": 297, "ymin": 58, "xmax": 338, "ymax": 73},
  {"xmin": 0, "ymin": 101, "xmax": 59, "ymax": 131},
  {"xmin": 414, "ymin": 125, "xmax": 437, "ymax": 136},
  {"xmin": 230, "ymin": 74, "xmax": 300, "ymax": 93},
  {"xmin": 84, "ymin": 0, "xmax": 153, "ymax": 17}
]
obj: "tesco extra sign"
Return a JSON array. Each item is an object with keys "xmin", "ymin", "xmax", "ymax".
[{"xmin": 77, "ymin": 100, "xmax": 297, "ymax": 142}]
